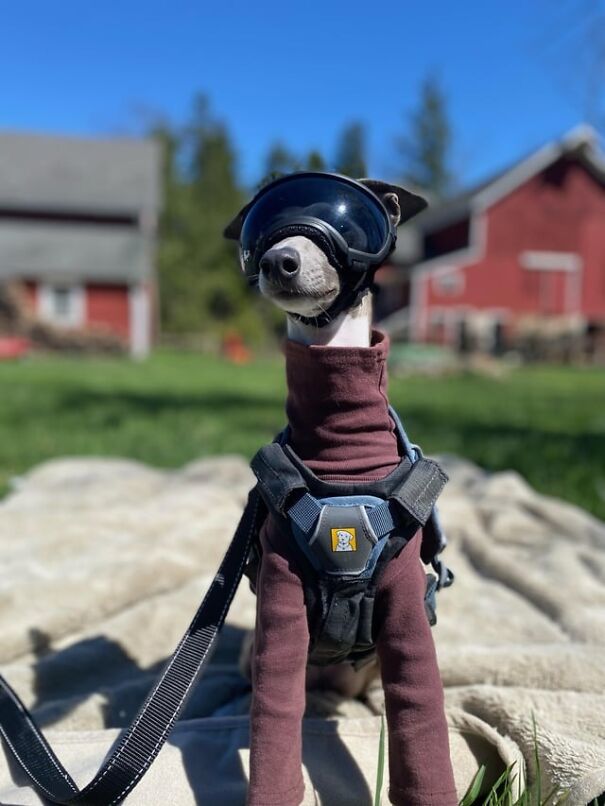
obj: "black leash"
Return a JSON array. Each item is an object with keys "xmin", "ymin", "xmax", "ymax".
[{"xmin": 0, "ymin": 488, "xmax": 263, "ymax": 805}]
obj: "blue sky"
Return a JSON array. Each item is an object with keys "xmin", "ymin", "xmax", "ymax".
[{"xmin": 1, "ymin": 0, "xmax": 603, "ymax": 190}]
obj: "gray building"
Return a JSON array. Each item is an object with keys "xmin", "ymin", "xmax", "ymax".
[{"xmin": 0, "ymin": 131, "xmax": 162, "ymax": 356}]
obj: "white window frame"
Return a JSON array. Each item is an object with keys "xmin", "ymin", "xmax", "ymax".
[
  {"xmin": 38, "ymin": 283, "xmax": 85, "ymax": 328},
  {"xmin": 432, "ymin": 266, "xmax": 465, "ymax": 296},
  {"xmin": 519, "ymin": 251, "xmax": 583, "ymax": 272}
]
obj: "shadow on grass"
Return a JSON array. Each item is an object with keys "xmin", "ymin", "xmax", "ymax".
[
  {"xmin": 55, "ymin": 388, "xmax": 286, "ymax": 436},
  {"xmin": 13, "ymin": 385, "xmax": 604, "ymax": 519},
  {"xmin": 57, "ymin": 388, "xmax": 283, "ymax": 412}
]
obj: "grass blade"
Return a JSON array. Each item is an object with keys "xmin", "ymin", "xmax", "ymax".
[
  {"xmin": 374, "ymin": 714, "xmax": 386, "ymax": 806},
  {"xmin": 459, "ymin": 765, "xmax": 486, "ymax": 806}
]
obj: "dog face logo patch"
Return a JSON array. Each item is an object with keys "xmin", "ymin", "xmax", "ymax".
[{"xmin": 331, "ymin": 528, "xmax": 357, "ymax": 552}]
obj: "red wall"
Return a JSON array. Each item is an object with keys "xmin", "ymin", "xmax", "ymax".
[
  {"xmin": 423, "ymin": 157, "xmax": 605, "ymax": 323},
  {"xmin": 22, "ymin": 280, "xmax": 38, "ymax": 312},
  {"xmin": 85, "ymin": 283, "xmax": 130, "ymax": 341},
  {"xmin": 581, "ymin": 214, "xmax": 605, "ymax": 319}
]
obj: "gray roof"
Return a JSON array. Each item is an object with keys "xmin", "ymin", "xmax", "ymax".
[
  {"xmin": 0, "ymin": 132, "xmax": 161, "ymax": 215},
  {"xmin": 0, "ymin": 221, "xmax": 152, "ymax": 283}
]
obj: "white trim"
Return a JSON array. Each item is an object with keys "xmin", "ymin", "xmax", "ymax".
[
  {"xmin": 412, "ymin": 246, "xmax": 472, "ymax": 274},
  {"xmin": 474, "ymin": 142, "xmax": 561, "ymax": 211},
  {"xmin": 38, "ymin": 282, "xmax": 85, "ymax": 328},
  {"xmin": 413, "ymin": 211, "xmax": 489, "ymax": 276},
  {"xmin": 565, "ymin": 265, "xmax": 583, "ymax": 315},
  {"xmin": 473, "ymin": 125, "xmax": 601, "ymax": 212},
  {"xmin": 408, "ymin": 268, "xmax": 420, "ymax": 341},
  {"xmin": 520, "ymin": 251, "xmax": 583, "ymax": 272},
  {"xmin": 129, "ymin": 283, "xmax": 151, "ymax": 358},
  {"xmin": 409, "ymin": 213, "xmax": 488, "ymax": 341},
  {"xmin": 409, "ymin": 269, "xmax": 428, "ymax": 341},
  {"xmin": 427, "ymin": 304, "xmax": 512, "ymax": 321}
]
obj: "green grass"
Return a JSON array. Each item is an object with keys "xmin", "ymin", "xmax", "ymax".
[
  {"xmin": 0, "ymin": 351, "xmax": 603, "ymax": 520},
  {"xmin": 456, "ymin": 716, "xmax": 604, "ymax": 804},
  {"xmin": 374, "ymin": 715, "xmax": 603, "ymax": 804},
  {"xmin": 387, "ymin": 364, "xmax": 605, "ymax": 520}
]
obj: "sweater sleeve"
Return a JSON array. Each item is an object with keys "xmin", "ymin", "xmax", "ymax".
[{"xmin": 247, "ymin": 517, "xmax": 309, "ymax": 806}]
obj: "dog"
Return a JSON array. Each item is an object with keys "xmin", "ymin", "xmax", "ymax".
[{"xmin": 225, "ymin": 174, "xmax": 457, "ymax": 806}]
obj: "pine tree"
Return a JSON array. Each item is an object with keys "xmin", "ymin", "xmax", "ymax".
[
  {"xmin": 306, "ymin": 149, "xmax": 326, "ymax": 171},
  {"xmin": 396, "ymin": 75, "xmax": 454, "ymax": 198},
  {"xmin": 263, "ymin": 142, "xmax": 299, "ymax": 180},
  {"xmin": 154, "ymin": 95, "xmax": 271, "ymax": 341},
  {"xmin": 334, "ymin": 122, "xmax": 367, "ymax": 178}
]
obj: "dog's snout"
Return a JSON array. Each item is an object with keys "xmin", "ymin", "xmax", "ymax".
[{"xmin": 259, "ymin": 246, "xmax": 300, "ymax": 280}]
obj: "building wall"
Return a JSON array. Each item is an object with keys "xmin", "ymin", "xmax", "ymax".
[
  {"xmin": 22, "ymin": 280, "xmax": 38, "ymax": 312},
  {"xmin": 417, "ymin": 157, "xmax": 605, "ymax": 343},
  {"xmin": 86, "ymin": 283, "xmax": 130, "ymax": 340},
  {"xmin": 17, "ymin": 279, "xmax": 143, "ymax": 352},
  {"xmin": 581, "ymin": 214, "xmax": 605, "ymax": 319}
]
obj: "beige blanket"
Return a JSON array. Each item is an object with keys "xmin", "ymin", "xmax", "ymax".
[{"xmin": 0, "ymin": 454, "xmax": 603, "ymax": 805}]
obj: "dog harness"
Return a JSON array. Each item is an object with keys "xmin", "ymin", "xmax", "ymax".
[
  {"xmin": 0, "ymin": 409, "xmax": 453, "ymax": 804},
  {"xmin": 247, "ymin": 406, "xmax": 454, "ymax": 666}
]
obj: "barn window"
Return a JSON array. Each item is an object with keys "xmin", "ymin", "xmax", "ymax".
[
  {"xmin": 519, "ymin": 251, "xmax": 582, "ymax": 272},
  {"xmin": 52, "ymin": 287, "xmax": 72, "ymax": 318},
  {"xmin": 424, "ymin": 218, "xmax": 470, "ymax": 259},
  {"xmin": 433, "ymin": 268, "xmax": 465, "ymax": 296},
  {"xmin": 39, "ymin": 283, "xmax": 85, "ymax": 328}
]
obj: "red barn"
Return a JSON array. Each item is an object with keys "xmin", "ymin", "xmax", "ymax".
[
  {"xmin": 0, "ymin": 132, "xmax": 162, "ymax": 357},
  {"xmin": 378, "ymin": 125, "xmax": 605, "ymax": 353}
]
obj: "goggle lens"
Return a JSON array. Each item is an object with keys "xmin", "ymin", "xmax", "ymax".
[{"xmin": 240, "ymin": 175, "xmax": 390, "ymax": 263}]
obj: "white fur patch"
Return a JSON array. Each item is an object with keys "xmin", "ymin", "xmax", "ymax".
[{"xmin": 258, "ymin": 236, "xmax": 340, "ymax": 316}]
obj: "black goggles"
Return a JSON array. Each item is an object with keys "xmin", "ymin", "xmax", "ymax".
[{"xmin": 238, "ymin": 172, "xmax": 396, "ymax": 278}]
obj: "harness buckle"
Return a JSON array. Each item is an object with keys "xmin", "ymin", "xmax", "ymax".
[{"xmin": 431, "ymin": 557, "xmax": 455, "ymax": 590}]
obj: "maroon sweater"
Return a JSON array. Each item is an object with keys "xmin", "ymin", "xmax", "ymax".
[{"xmin": 247, "ymin": 331, "xmax": 457, "ymax": 806}]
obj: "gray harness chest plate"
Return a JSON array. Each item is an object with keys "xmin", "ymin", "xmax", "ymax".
[{"xmin": 294, "ymin": 496, "xmax": 383, "ymax": 577}]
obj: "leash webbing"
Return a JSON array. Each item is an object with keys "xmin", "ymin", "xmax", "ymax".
[{"xmin": 0, "ymin": 487, "xmax": 263, "ymax": 805}]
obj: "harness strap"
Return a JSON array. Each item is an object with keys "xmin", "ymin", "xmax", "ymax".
[
  {"xmin": 389, "ymin": 458, "xmax": 448, "ymax": 527},
  {"xmin": 253, "ymin": 435, "xmax": 454, "ymax": 592},
  {"xmin": 288, "ymin": 492, "xmax": 322, "ymax": 533},
  {"xmin": 286, "ymin": 458, "xmax": 447, "ymax": 540},
  {"xmin": 0, "ymin": 487, "xmax": 264, "ymax": 805},
  {"xmin": 250, "ymin": 444, "xmax": 307, "ymax": 514}
]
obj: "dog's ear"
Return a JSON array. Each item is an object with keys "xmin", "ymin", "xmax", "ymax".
[
  {"xmin": 358, "ymin": 179, "xmax": 428, "ymax": 227},
  {"xmin": 223, "ymin": 201, "xmax": 253, "ymax": 241}
]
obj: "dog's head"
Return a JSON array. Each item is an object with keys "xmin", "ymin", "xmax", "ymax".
[{"xmin": 225, "ymin": 178, "xmax": 426, "ymax": 319}]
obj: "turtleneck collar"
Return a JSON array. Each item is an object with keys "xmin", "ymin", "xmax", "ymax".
[{"xmin": 284, "ymin": 329, "xmax": 400, "ymax": 481}]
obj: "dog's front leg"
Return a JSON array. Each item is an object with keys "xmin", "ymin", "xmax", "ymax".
[
  {"xmin": 247, "ymin": 517, "xmax": 310, "ymax": 806},
  {"xmin": 375, "ymin": 532, "xmax": 458, "ymax": 806}
]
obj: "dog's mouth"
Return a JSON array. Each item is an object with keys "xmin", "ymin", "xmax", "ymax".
[
  {"xmin": 269, "ymin": 285, "xmax": 337, "ymax": 301},
  {"xmin": 259, "ymin": 278, "xmax": 340, "ymax": 316}
]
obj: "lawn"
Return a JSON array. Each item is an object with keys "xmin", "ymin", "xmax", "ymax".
[{"xmin": 0, "ymin": 351, "xmax": 603, "ymax": 520}]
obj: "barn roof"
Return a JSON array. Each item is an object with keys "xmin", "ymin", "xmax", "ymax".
[
  {"xmin": 397, "ymin": 124, "xmax": 605, "ymax": 244},
  {"xmin": 0, "ymin": 222, "xmax": 151, "ymax": 283},
  {"xmin": 0, "ymin": 132, "xmax": 161, "ymax": 283},
  {"xmin": 0, "ymin": 131, "xmax": 161, "ymax": 215}
]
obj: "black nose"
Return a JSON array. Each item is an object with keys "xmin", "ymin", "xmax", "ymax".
[{"xmin": 259, "ymin": 246, "xmax": 300, "ymax": 280}]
